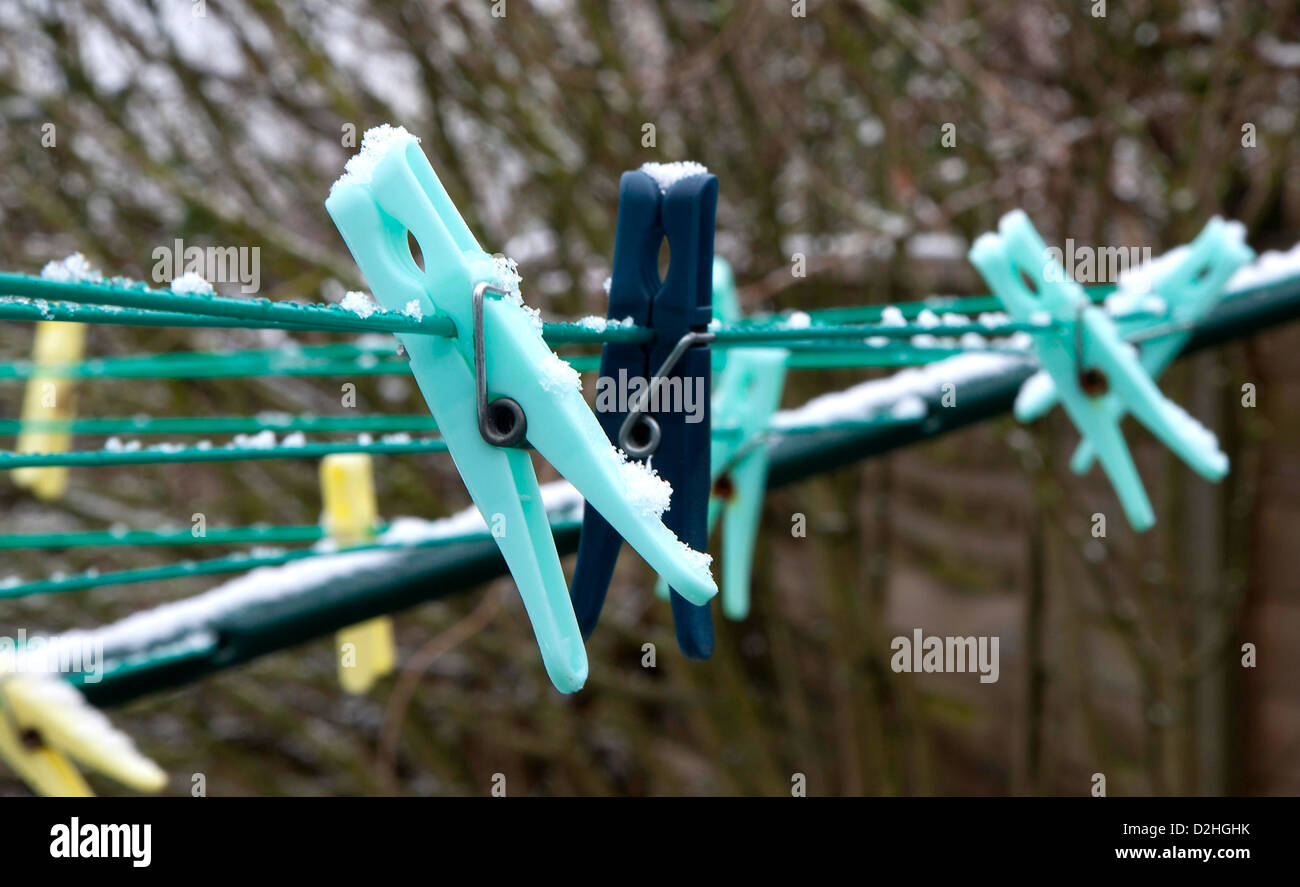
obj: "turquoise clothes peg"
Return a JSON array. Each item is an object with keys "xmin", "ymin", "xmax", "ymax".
[
  {"xmin": 325, "ymin": 126, "xmax": 716, "ymax": 693},
  {"xmin": 656, "ymin": 258, "xmax": 789, "ymax": 620},
  {"xmin": 711, "ymin": 254, "xmax": 742, "ymax": 324},
  {"xmin": 969, "ymin": 211, "xmax": 1231, "ymax": 532},
  {"xmin": 708, "ymin": 348, "xmax": 788, "ymax": 619},
  {"xmin": 1012, "ymin": 218, "xmax": 1253, "ymax": 475}
]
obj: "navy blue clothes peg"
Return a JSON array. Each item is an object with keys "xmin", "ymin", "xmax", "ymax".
[{"xmin": 570, "ymin": 167, "xmax": 717, "ymax": 658}]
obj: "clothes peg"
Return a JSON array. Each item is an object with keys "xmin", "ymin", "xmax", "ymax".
[
  {"xmin": 325, "ymin": 127, "xmax": 716, "ymax": 693},
  {"xmin": 655, "ymin": 259, "xmax": 789, "ymax": 620},
  {"xmin": 969, "ymin": 210, "xmax": 1231, "ymax": 531},
  {"xmin": 0, "ymin": 674, "xmax": 166, "ymax": 796},
  {"xmin": 704, "ymin": 260, "xmax": 788, "ymax": 620},
  {"xmin": 569, "ymin": 167, "xmax": 718, "ymax": 658},
  {"xmin": 1011, "ymin": 218, "xmax": 1253, "ymax": 475},
  {"xmin": 13, "ymin": 321, "xmax": 86, "ymax": 500},
  {"xmin": 323, "ymin": 453, "xmax": 396, "ymax": 694}
]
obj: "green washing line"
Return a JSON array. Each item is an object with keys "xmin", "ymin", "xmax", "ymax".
[
  {"xmin": 0, "ymin": 407, "xmax": 921, "ymax": 467},
  {"xmin": 0, "ymin": 355, "xmax": 410, "ymax": 381},
  {"xmin": 0, "ymin": 414, "xmax": 440, "ymax": 437},
  {"xmin": 772, "ymin": 343, "xmax": 1029, "ymax": 369},
  {"xmin": 1, "ymin": 270, "xmax": 1072, "ymax": 349},
  {"xmin": 1, "ymin": 548, "xmax": 317, "ymax": 598},
  {"xmin": 711, "ymin": 319, "xmax": 1050, "ymax": 344},
  {"xmin": 735, "ymin": 282, "xmax": 1120, "ymax": 326},
  {"xmin": 0, "ymin": 341, "xmax": 403, "ymax": 381},
  {"xmin": 0, "ymin": 343, "xmax": 1021, "ymax": 387},
  {"xmin": 0, "ymin": 296, "xmax": 644, "ymax": 347},
  {"xmin": 0, "ymin": 526, "xmax": 496, "ymax": 599},
  {"xmin": 0, "ymin": 436, "xmax": 448, "ymax": 469},
  {"xmin": 0, "ymin": 297, "xmax": 364, "ymax": 333},
  {"xmin": 0, "ymin": 523, "xmax": 343, "ymax": 550},
  {"xmin": 0, "ymin": 326, "xmax": 1038, "ymax": 383},
  {"xmin": 0, "ymin": 273, "xmax": 457, "ymax": 335},
  {"xmin": 0, "ymin": 273, "xmax": 651, "ymax": 345}
]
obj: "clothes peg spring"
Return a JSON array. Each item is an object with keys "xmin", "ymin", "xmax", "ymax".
[
  {"xmin": 969, "ymin": 210, "xmax": 1233, "ymax": 531},
  {"xmin": 326, "ymin": 127, "xmax": 716, "ymax": 692},
  {"xmin": 323, "ymin": 453, "xmax": 397, "ymax": 694},
  {"xmin": 570, "ymin": 166, "xmax": 718, "ymax": 658}
]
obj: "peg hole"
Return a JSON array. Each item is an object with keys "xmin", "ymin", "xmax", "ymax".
[
  {"xmin": 1079, "ymin": 367, "xmax": 1109, "ymax": 396},
  {"xmin": 407, "ymin": 230, "xmax": 426, "ymax": 272},
  {"xmin": 1016, "ymin": 265, "xmax": 1039, "ymax": 295},
  {"xmin": 712, "ymin": 473, "xmax": 736, "ymax": 500}
]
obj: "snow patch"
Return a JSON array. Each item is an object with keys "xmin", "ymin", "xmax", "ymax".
[
  {"xmin": 575, "ymin": 315, "xmax": 634, "ymax": 333},
  {"xmin": 639, "ymin": 161, "xmax": 709, "ymax": 193},
  {"xmin": 539, "ymin": 350, "xmax": 583, "ymax": 394},
  {"xmin": 340, "ymin": 290, "xmax": 378, "ymax": 319},
  {"xmin": 784, "ymin": 311, "xmax": 811, "ymax": 329},
  {"xmin": 332, "ymin": 124, "xmax": 420, "ymax": 191},
  {"xmin": 40, "ymin": 253, "xmax": 102, "ymax": 284},
  {"xmin": 31, "ymin": 482, "xmax": 587, "ymax": 666},
  {"xmin": 773, "ymin": 351, "xmax": 1030, "ymax": 430},
  {"xmin": 613, "ymin": 449, "xmax": 673, "ymax": 519},
  {"xmin": 170, "ymin": 271, "xmax": 215, "ymax": 296}
]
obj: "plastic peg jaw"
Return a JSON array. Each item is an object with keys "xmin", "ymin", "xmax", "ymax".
[
  {"xmin": 0, "ymin": 674, "xmax": 166, "ymax": 796},
  {"xmin": 710, "ymin": 347, "xmax": 788, "ymax": 621},
  {"xmin": 712, "ymin": 257, "xmax": 742, "ymax": 326}
]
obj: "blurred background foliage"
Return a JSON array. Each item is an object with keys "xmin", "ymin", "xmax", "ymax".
[{"xmin": 1, "ymin": 0, "xmax": 1298, "ymax": 795}]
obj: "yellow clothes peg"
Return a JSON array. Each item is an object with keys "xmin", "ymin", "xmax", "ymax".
[
  {"xmin": 0, "ymin": 674, "xmax": 166, "ymax": 797},
  {"xmin": 323, "ymin": 453, "xmax": 396, "ymax": 693},
  {"xmin": 13, "ymin": 321, "xmax": 86, "ymax": 500}
]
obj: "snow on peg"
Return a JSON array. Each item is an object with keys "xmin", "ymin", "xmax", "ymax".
[
  {"xmin": 325, "ymin": 126, "xmax": 716, "ymax": 692},
  {"xmin": 968, "ymin": 210, "xmax": 1232, "ymax": 532}
]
